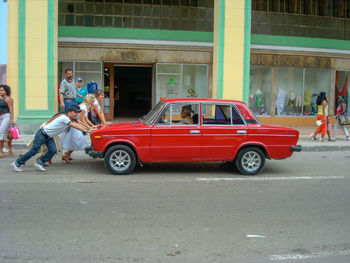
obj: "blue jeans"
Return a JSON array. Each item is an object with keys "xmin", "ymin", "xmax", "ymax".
[
  {"xmin": 16, "ymin": 130, "xmax": 57, "ymax": 166},
  {"xmin": 64, "ymin": 98, "xmax": 77, "ymax": 113}
]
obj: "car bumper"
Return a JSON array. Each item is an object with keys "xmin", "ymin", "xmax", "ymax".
[
  {"xmin": 85, "ymin": 147, "xmax": 102, "ymax": 158},
  {"xmin": 290, "ymin": 145, "xmax": 302, "ymax": 152}
]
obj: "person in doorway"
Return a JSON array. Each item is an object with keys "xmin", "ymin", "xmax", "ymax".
[
  {"xmin": 90, "ymin": 90, "xmax": 107, "ymax": 125},
  {"xmin": 332, "ymin": 96, "xmax": 350, "ymax": 141},
  {"xmin": 11, "ymin": 105, "xmax": 94, "ymax": 172},
  {"xmin": 59, "ymin": 68, "xmax": 77, "ymax": 112},
  {"xmin": 311, "ymin": 92, "xmax": 329, "ymax": 142},
  {"xmin": 75, "ymin": 78, "xmax": 88, "ymax": 104},
  {"xmin": 0, "ymin": 85, "xmax": 14, "ymax": 158},
  {"xmin": 114, "ymin": 86, "xmax": 120, "ymax": 117}
]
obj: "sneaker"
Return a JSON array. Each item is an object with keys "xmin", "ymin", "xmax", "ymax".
[
  {"xmin": 346, "ymin": 137, "xmax": 350, "ymax": 141},
  {"xmin": 34, "ymin": 162, "xmax": 46, "ymax": 172},
  {"xmin": 11, "ymin": 162, "xmax": 23, "ymax": 172}
]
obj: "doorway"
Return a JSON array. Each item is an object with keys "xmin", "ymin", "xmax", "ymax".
[
  {"xmin": 114, "ymin": 66, "xmax": 152, "ymax": 118},
  {"xmin": 103, "ymin": 64, "xmax": 153, "ymax": 121}
]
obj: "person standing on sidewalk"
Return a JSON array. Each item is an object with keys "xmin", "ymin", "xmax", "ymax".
[
  {"xmin": 59, "ymin": 69, "xmax": 77, "ymax": 112},
  {"xmin": 0, "ymin": 85, "xmax": 14, "ymax": 158},
  {"xmin": 332, "ymin": 96, "xmax": 350, "ymax": 141},
  {"xmin": 311, "ymin": 92, "xmax": 328, "ymax": 142},
  {"xmin": 11, "ymin": 105, "xmax": 94, "ymax": 172},
  {"xmin": 75, "ymin": 77, "xmax": 87, "ymax": 104}
]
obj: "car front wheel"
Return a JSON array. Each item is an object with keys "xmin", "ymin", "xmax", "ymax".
[
  {"xmin": 104, "ymin": 145, "xmax": 136, "ymax": 175},
  {"xmin": 235, "ymin": 147, "xmax": 265, "ymax": 175}
]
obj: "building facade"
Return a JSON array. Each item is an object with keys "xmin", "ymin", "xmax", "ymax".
[{"xmin": 7, "ymin": 0, "xmax": 350, "ymax": 131}]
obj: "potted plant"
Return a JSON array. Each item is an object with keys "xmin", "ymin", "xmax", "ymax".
[{"xmin": 187, "ymin": 88, "xmax": 196, "ymax": 97}]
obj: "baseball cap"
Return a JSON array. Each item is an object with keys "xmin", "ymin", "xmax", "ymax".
[
  {"xmin": 76, "ymin": 77, "xmax": 82, "ymax": 82},
  {"xmin": 67, "ymin": 104, "xmax": 81, "ymax": 113}
]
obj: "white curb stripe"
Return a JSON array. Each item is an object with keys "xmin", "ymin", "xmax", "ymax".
[
  {"xmin": 196, "ymin": 176, "xmax": 344, "ymax": 181},
  {"xmin": 269, "ymin": 248, "xmax": 350, "ymax": 261}
]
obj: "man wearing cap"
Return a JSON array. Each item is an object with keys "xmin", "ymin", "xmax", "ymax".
[
  {"xmin": 76, "ymin": 77, "xmax": 88, "ymax": 104},
  {"xmin": 11, "ymin": 105, "xmax": 94, "ymax": 172},
  {"xmin": 59, "ymin": 68, "xmax": 77, "ymax": 112}
]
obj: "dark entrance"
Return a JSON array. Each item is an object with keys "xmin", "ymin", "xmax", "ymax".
[{"xmin": 114, "ymin": 66, "xmax": 152, "ymax": 118}]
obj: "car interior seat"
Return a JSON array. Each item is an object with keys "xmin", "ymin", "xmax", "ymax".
[{"xmin": 192, "ymin": 113, "xmax": 198, "ymax": 124}]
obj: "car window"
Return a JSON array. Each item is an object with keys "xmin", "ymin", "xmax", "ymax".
[
  {"xmin": 143, "ymin": 100, "xmax": 165, "ymax": 125},
  {"xmin": 156, "ymin": 103, "xmax": 199, "ymax": 125},
  {"xmin": 202, "ymin": 104, "xmax": 232, "ymax": 125},
  {"xmin": 232, "ymin": 107, "xmax": 245, "ymax": 125}
]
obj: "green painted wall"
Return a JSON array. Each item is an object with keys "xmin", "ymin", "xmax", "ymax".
[{"xmin": 58, "ymin": 26, "xmax": 213, "ymax": 42}]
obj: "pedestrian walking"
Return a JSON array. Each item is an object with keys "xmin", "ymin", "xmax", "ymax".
[
  {"xmin": 0, "ymin": 85, "xmax": 14, "ymax": 158},
  {"xmin": 332, "ymin": 96, "xmax": 350, "ymax": 141},
  {"xmin": 59, "ymin": 68, "xmax": 77, "ymax": 112},
  {"xmin": 75, "ymin": 77, "xmax": 88, "ymax": 104},
  {"xmin": 311, "ymin": 92, "xmax": 328, "ymax": 142},
  {"xmin": 11, "ymin": 105, "xmax": 94, "ymax": 172}
]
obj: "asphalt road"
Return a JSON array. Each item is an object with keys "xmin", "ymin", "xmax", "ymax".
[{"xmin": 1, "ymin": 150, "xmax": 350, "ymax": 263}]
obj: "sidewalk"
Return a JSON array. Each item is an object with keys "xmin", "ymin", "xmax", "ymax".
[{"xmin": 11, "ymin": 127, "xmax": 350, "ymax": 152}]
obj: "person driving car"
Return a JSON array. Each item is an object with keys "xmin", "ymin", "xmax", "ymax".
[{"xmin": 177, "ymin": 105, "xmax": 194, "ymax": 125}]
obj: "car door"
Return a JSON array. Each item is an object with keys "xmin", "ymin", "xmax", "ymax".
[
  {"xmin": 151, "ymin": 103, "xmax": 201, "ymax": 161},
  {"xmin": 201, "ymin": 103, "xmax": 247, "ymax": 161}
]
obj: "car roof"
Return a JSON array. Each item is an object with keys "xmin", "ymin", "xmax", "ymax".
[{"xmin": 161, "ymin": 98, "xmax": 247, "ymax": 106}]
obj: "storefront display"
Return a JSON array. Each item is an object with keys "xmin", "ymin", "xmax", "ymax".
[
  {"xmin": 249, "ymin": 63, "xmax": 331, "ymax": 117},
  {"xmin": 335, "ymin": 71, "xmax": 349, "ymax": 112},
  {"xmin": 249, "ymin": 66, "xmax": 272, "ymax": 115},
  {"xmin": 155, "ymin": 63, "xmax": 208, "ymax": 103}
]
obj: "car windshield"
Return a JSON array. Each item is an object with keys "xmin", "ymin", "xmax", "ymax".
[{"xmin": 142, "ymin": 100, "xmax": 165, "ymax": 125}]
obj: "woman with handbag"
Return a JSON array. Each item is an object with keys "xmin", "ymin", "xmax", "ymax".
[
  {"xmin": 311, "ymin": 92, "xmax": 329, "ymax": 142},
  {"xmin": 0, "ymin": 85, "xmax": 14, "ymax": 157},
  {"xmin": 331, "ymin": 96, "xmax": 350, "ymax": 141}
]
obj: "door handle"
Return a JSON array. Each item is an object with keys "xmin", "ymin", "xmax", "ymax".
[
  {"xmin": 190, "ymin": 130, "xmax": 200, "ymax": 134},
  {"xmin": 237, "ymin": 130, "xmax": 247, "ymax": 134}
]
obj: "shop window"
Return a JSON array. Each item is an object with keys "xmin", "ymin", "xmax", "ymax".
[
  {"xmin": 303, "ymin": 68, "xmax": 331, "ymax": 115},
  {"xmin": 58, "ymin": 61, "xmax": 103, "ymax": 111},
  {"xmin": 155, "ymin": 63, "xmax": 208, "ymax": 103},
  {"xmin": 249, "ymin": 66, "xmax": 273, "ymax": 116},
  {"xmin": 276, "ymin": 67, "xmax": 303, "ymax": 116},
  {"xmin": 335, "ymin": 70, "xmax": 349, "ymax": 113}
]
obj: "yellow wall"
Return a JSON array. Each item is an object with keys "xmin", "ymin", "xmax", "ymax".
[
  {"xmin": 222, "ymin": 0, "xmax": 246, "ymax": 100},
  {"xmin": 7, "ymin": 0, "xmax": 19, "ymax": 121},
  {"xmin": 212, "ymin": 0, "xmax": 221, "ymax": 99},
  {"xmin": 213, "ymin": 0, "xmax": 246, "ymax": 100},
  {"xmin": 25, "ymin": 0, "xmax": 48, "ymax": 109}
]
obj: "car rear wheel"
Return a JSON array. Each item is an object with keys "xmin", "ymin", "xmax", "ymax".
[
  {"xmin": 104, "ymin": 145, "xmax": 136, "ymax": 175},
  {"xmin": 235, "ymin": 147, "xmax": 265, "ymax": 175}
]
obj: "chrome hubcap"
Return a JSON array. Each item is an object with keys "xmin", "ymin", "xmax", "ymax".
[
  {"xmin": 110, "ymin": 150, "xmax": 131, "ymax": 172},
  {"xmin": 241, "ymin": 151, "xmax": 261, "ymax": 172}
]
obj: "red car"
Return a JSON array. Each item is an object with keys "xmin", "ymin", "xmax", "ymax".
[{"xmin": 88, "ymin": 98, "xmax": 301, "ymax": 175}]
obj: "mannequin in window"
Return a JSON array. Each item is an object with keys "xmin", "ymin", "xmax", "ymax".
[
  {"xmin": 287, "ymin": 89, "xmax": 296, "ymax": 115},
  {"xmin": 254, "ymin": 88, "xmax": 264, "ymax": 115},
  {"xmin": 303, "ymin": 88, "xmax": 312, "ymax": 114},
  {"xmin": 275, "ymin": 88, "xmax": 286, "ymax": 115}
]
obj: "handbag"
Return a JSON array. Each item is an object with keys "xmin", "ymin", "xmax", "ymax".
[
  {"xmin": 339, "ymin": 114, "xmax": 350, "ymax": 125},
  {"xmin": 9, "ymin": 125, "xmax": 21, "ymax": 140}
]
